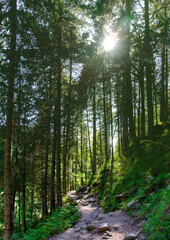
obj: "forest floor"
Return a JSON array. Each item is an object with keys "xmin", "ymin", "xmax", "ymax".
[{"xmin": 50, "ymin": 187, "xmax": 145, "ymax": 240}]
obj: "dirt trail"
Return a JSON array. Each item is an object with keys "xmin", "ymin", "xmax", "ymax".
[{"xmin": 50, "ymin": 188, "xmax": 145, "ymax": 240}]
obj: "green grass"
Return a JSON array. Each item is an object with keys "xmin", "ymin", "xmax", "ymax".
[{"xmin": 11, "ymin": 204, "xmax": 79, "ymax": 240}]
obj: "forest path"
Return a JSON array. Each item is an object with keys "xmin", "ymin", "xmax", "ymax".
[{"xmin": 50, "ymin": 187, "xmax": 145, "ymax": 240}]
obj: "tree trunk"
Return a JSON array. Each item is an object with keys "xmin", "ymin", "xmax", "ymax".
[
  {"xmin": 92, "ymin": 84, "xmax": 96, "ymax": 175},
  {"xmin": 50, "ymin": 101, "xmax": 56, "ymax": 212},
  {"xmin": 63, "ymin": 50, "xmax": 72, "ymax": 195},
  {"xmin": 86, "ymin": 104, "xmax": 93, "ymax": 169},
  {"xmin": 85, "ymin": 139, "xmax": 88, "ymax": 184},
  {"xmin": 18, "ymin": 187, "xmax": 21, "ymax": 233},
  {"xmin": 165, "ymin": 46, "xmax": 168, "ymax": 121},
  {"xmin": 138, "ymin": 84, "xmax": 141, "ymax": 138},
  {"xmin": 44, "ymin": 67, "xmax": 52, "ymax": 215},
  {"xmin": 109, "ymin": 77, "xmax": 114, "ymax": 172},
  {"xmin": 75, "ymin": 129, "xmax": 78, "ymax": 189},
  {"xmin": 30, "ymin": 159, "xmax": 35, "ymax": 221},
  {"xmin": 4, "ymin": 0, "xmax": 17, "ymax": 238},
  {"xmin": 160, "ymin": 40, "xmax": 166, "ymax": 121},
  {"xmin": 102, "ymin": 73, "xmax": 108, "ymax": 167},
  {"xmin": 56, "ymin": 3, "xmax": 62, "ymax": 206},
  {"xmin": 122, "ymin": 68, "xmax": 129, "ymax": 148},
  {"xmin": 99, "ymin": 111, "xmax": 103, "ymax": 166},
  {"xmin": 145, "ymin": 0, "xmax": 153, "ymax": 137},
  {"xmin": 12, "ymin": 71, "xmax": 21, "ymax": 234},
  {"xmin": 22, "ymin": 118, "xmax": 27, "ymax": 232},
  {"xmin": 125, "ymin": 0, "xmax": 137, "ymax": 145},
  {"xmin": 80, "ymin": 114, "xmax": 84, "ymax": 186},
  {"xmin": 139, "ymin": 62, "xmax": 145, "ymax": 138}
]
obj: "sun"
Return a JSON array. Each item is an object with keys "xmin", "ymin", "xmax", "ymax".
[{"xmin": 102, "ymin": 34, "xmax": 118, "ymax": 52}]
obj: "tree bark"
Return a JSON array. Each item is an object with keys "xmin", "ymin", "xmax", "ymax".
[
  {"xmin": 86, "ymin": 103, "xmax": 92, "ymax": 169},
  {"xmin": 80, "ymin": 114, "xmax": 84, "ymax": 186},
  {"xmin": 125, "ymin": 0, "xmax": 137, "ymax": 145},
  {"xmin": 4, "ymin": 0, "xmax": 17, "ymax": 238},
  {"xmin": 144, "ymin": 0, "xmax": 153, "ymax": 137},
  {"xmin": 44, "ymin": 68, "xmax": 52, "ymax": 216},
  {"xmin": 22, "ymin": 117, "xmax": 27, "ymax": 232},
  {"xmin": 139, "ymin": 62, "xmax": 145, "ymax": 138},
  {"xmin": 102, "ymin": 72, "xmax": 108, "ymax": 167},
  {"xmin": 63, "ymin": 48, "xmax": 72, "ymax": 195},
  {"xmin": 92, "ymin": 84, "xmax": 96, "ymax": 175},
  {"xmin": 109, "ymin": 77, "xmax": 114, "ymax": 172},
  {"xmin": 165, "ymin": 46, "xmax": 168, "ymax": 121},
  {"xmin": 50, "ymin": 101, "xmax": 56, "ymax": 212},
  {"xmin": 56, "ymin": 2, "xmax": 62, "ymax": 206}
]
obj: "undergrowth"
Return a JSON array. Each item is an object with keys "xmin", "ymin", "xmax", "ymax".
[
  {"xmin": 11, "ymin": 204, "xmax": 79, "ymax": 240},
  {"xmin": 90, "ymin": 124, "xmax": 170, "ymax": 240}
]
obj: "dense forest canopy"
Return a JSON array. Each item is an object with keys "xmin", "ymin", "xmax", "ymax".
[{"xmin": 0, "ymin": 0, "xmax": 169, "ymax": 239}]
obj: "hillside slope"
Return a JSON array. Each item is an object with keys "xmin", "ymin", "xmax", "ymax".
[{"xmin": 90, "ymin": 124, "xmax": 170, "ymax": 240}]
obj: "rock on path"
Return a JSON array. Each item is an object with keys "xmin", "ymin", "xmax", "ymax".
[{"xmin": 49, "ymin": 188, "xmax": 145, "ymax": 240}]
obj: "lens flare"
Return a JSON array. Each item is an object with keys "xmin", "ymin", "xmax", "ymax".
[
  {"xmin": 102, "ymin": 25, "xmax": 118, "ymax": 52},
  {"xmin": 102, "ymin": 35, "xmax": 117, "ymax": 51}
]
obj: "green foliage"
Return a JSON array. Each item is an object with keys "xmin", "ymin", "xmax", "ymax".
[
  {"xmin": 143, "ymin": 185, "xmax": 170, "ymax": 239},
  {"xmin": 11, "ymin": 205, "xmax": 79, "ymax": 240}
]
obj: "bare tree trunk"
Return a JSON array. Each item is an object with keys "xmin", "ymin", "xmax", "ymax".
[
  {"xmin": 102, "ymin": 72, "xmax": 108, "ymax": 168},
  {"xmin": 122, "ymin": 68, "xmax": 129, "ymax": 148},
  {"xmin": 44, "ymin": 68, "xmax": 52, "ymax": 216},
  {"xmin": 139, "ymin": 63, "xmax": 145, "ymax": 138},
  {"xmin": 50, "ymin": 101, "xmax": 56, "ymax": 212},
  {"xmin": 138, "ymin": 84, "xmax": 141, "ymax": 138},
  {"xmin": 85, "ymin": 138, "xmax": 88, "ymax": 184},
  {"xmin": 75, "ymin": 129, "xmax": 78, "ymax": 189},
  {"xmin": 80, "ymin": 114, "xmax": 84, "ymax": 186},
  {"xmin": 86, "ymin": 103, "xmax": 92, "ymax": 169},
  {"xmin": 99, "ymin": 111, "xmax": 103, "ymax": 166},
  {"xmin": 165, "ymin": 46, "xmax": 168, "ymax": 121},
  {"xmin": 12, "ymin": 71, "xmax": 21, "ymax": 233},
  {"xmin": 4, "ymin": 0, "xmax": 17, "ymax": 238},
  {"xmin": 92, "ymin": 84, "xmax": 96, "ymax": 175},
  {"xmin": 125, "ymin": 0, "xmax": 137, "ymax": 145},
  {"xmin": 63, "ymin": 49, "xmax": 72, "ymax": 195},
  {"xmin": 22, "ymin": 117, "xmax": 27, "ymax": 232},
  {"xmin": 145, "ymin": 0, "xmax": 153, "ymax": 137},
  {"xmin": 56, "ymin": 3, "xmax": 62, "ymax": 206},
  {"xmin": 109, "ymin": 77, "xmax": 114, "ymax": 172},
  {"xmin": 30, "ymin": 159, "xmax": 35, "ymax": 221},
  {"xmin": 116, "ymin": 77, "xmax": 121, "ymax": 154},
  {"xmin": 160, "ymin": 41, "xmax": 166, "ymax": 122},
  {"xmin": 18, "ymin": 187, "xmax": 21, "ymax": 233}
]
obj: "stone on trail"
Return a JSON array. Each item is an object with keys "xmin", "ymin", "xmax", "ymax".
[
  {"xmin": 98, "ymin": 223, "xmax": 111, "ymax": 232},
  {"xmin": 107, "ymin": 212, "xmax": 114, "ymax": 217},
  {"xmin": 124, "ymin": 233, "xmax": 138, "ymax": 239},
  {"xmin": 113, "ymin": 223, "xmax": 122, "ymax": 231},
  {"xmin": 115, "ymin": 193, "xmax": 127, "ymax": 202},
  {"xmin": 91, "ymin": 220, "xmax": 98, "ymax": 226},
  {"xmin": 81, "ymin": 230, "xmax": 88, "ymax": 234},
  {"xmin": 92, "ymin": 213, "xmax": 99, "ymax": 219},
  {"xmin": 104, "ymin": 231, "xmax": 112, "ymax": 237},
  {"xmin": 75, "ymin": 227, "xmax": 81, "ymax": 232},
  {"xmin": 127, "ymin": 201, "xmax": 136, "ymax": 208},
  {"xmin": 97, "ymin": 214, "xmax": 105, "ymax": 220},
  {"xmin": 81, "ymin": 224, "xmax": 87, "ymax": 229},
  {"xmin": 82, "ymin": 202, "xmax": 89, "ymax": 206}
]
